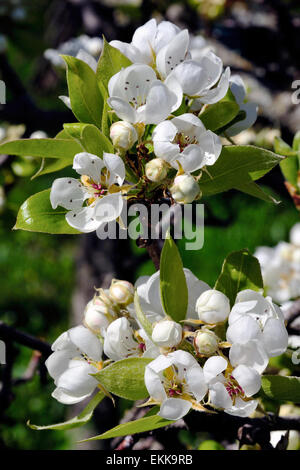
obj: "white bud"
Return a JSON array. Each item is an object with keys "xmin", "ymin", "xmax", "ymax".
[
  {"xmin": 170, "ymin": 174, "xmax": 200, "ymax": 204},
  {"xmin": 194, "ymin": 329, "xmax": 219, "ymax": 356},
  {"xmin": 84, "ymin": 299, "xmax": 111, "ymax": 334},
  {"xmin": 145, "ymin": 158, "xmax": 168, "ymax": 182},
  {"xmin": 30, "ymin": 130, "xmax": 47, "ymax": 139},
  {"xmin": 110, "ymin": 121, "xmax": 138, "ymax": 151},
  {"xmin": 151, "ymin": 320, "xmax": 182, "ymax": 348},
  {"xmin": 109, "ymin": 279, "xmax": 134, "ymax": 306},
  {"xmin": 196, "ymin": 289, "xmax": 230, "ymax": 324},
  {"xmin": 290, "ymin": 223, "xmax": 300, "ymax": 247}
]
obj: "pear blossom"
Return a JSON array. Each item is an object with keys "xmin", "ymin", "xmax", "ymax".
[
  {"xmin": 110, "ymin": 121, "xmax": 138, "ymax": 151},
  {"xmin": 153, "ymin": 113, "xmax": 222, "ymax": 172},
  {"xmin": 103, "ymin": 317, "xmax": 159, "ymax": 361},
  {"xmin": 226, "ymin": 75, "xmax": 258, "ymax": 137},
  {"xmin": 44, "ymin": 35, "xmax": 102, "ymax": 69},
  {"xmin": 107, "ymin": 64, "xmax": 182, "ymax": 125},
  {"xmin": 168, "ymin": 51, "xmax": 230, "ymax": 106},
  {"xmin": 84, "ymin": 296, "xmax": 115, "ymax": 335},
  {"xmin": 196, "ymin": 289, "xmax": 230, "ymax": 324},
  {"xmin": 227, "ymin": 290, "xmax": 288, "ymax": 359},
  {"xmin": 109, "ymin": 279, "xmax": 135, "ymax": 307},
  {"xmin": 45, "ymin": 325, "xmax": 102, "ymax": 404},
  {"xmin": 194, "ymin": 329, "xmax": 219, "ymax": 356},
  {"xmin": 144, "ymin": 350, "xmax": 207, "ymax": 420},
  {"xmin": 145, "ymin": 158, "xmax": 169, "ymax": 182},
  {"xmin": 203, "ymin": 356, "xmax": 261, "ymax": 417},
  {"xmin": 151, "ymin": 320, "xmax": 183, "ymax": 348},
  {"xmin": 110, "ymin": 19, "xmax": 184, "ymax": 67},
  {"xmin": 50, "ymin": 152, "xmax": 126, "ymax": 233},
  {"xmin": 170, "ymin": 174, "xmax": 200, "ymax": 204},
  {"xmin": 128, "ymin": 269, "xmax": 210, "ymax": 324}
]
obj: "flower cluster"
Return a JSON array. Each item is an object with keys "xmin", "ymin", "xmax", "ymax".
[
  {"xmin": 50, "ymin": 19, "xmax": 257, "ymax": 234},
  {"xmin": 255, "ymin": 223, "xmax": 300, "ymax": 303},
  {"xmin": 46, "ymin": 268, "xmax": 287, "ymax": 420}
]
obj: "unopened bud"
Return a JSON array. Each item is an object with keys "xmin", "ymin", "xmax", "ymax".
[
  {"xmin": 194, "ymin": 329, "xmax": 219, "ymax": 356},
  {"xmin": 84, "ymin": 298, "xmax": 111, "ymax": 334},
  {"xmin": 109, "ymin": 279, "xmax": 134, "ymax": 306},
  {"xmin": 196, "ymin": 289, "xmax": 230, "ymax": 324},
  {"xmin": 170, "ymin": 174, "xmax": 200, "ymax": 204},
  {"xmin": 152, "ymin": 320, "xmax": 182, "ymax": 348},
  {"xmin": 145, "ymin": 158, "xmax": 168, "ymax": 182},
  {"xmin": 110, "ymin": 121, "xmax": 138, "ymax": 151}
]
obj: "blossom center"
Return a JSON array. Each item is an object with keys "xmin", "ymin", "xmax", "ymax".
[
  {"xmin": 174, "ymin": 132, "xmax": 198, "ymax": 152},
  {"xmin": 225, "ymin": 375, "xmax": 245, "ymax": 402}
]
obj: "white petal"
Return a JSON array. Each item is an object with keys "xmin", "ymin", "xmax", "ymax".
[
  {"xmin": 164, "ymin": 74, "xmax": 183, "ymax": 112},
  {"xmin": 76, "ymin": 49, "xmax": 97, "ymax": 72},
  {"xmin": 186, "ymin": 364, "xmax": 207, "ymax": 401},
  {"xmin": 209, "ymin": 382, "xmax": 232, "ymax": 409},
  {"xmin": 198, "ymin": 51, "xmax": 223, "ymax": 88},
  {"xmin": 175, "ymin": 144, "xmax": 206, "ymax": 173},
  {"xmin": 109, "ymin": 40, "xmax": 142, "ymax": 63},
  {"xmin": 229, "ymin": 75, "xmax": 246, "ymax": 104},
  {"xmin": 168, "ymin": 349, "xmax": 198, "ymax": 368},
  {"xmin": 200, "ymin": 67, "xmax": 230, "ymax": 105},
  {"xmin": 170, "ymin": 60, "xmax": 208, "ymax": 96},
  {"xmin": 184, "ymin": 268, "xmax": 210, "ymax": 318},
  {"xmin": 156, "ymin": 29, "xmax": 190, "ymax": 79},
  {"xmin": 94, "ymin": 192, "xmax": 124, "ymax": 223},
  {"xmin": 73, "ymin": 152, "xmax": 105, "ymax": 184},
  {"xmin": 103, "ymin": 153, "xmax": 125, "ymax": 186},
  {"xmin": 59, "ymin": 95, "xmax": 71, "ymax": 109},
  {"xmin": 229, "ymin": 340, "xmax": 269, "ymax": 374},
  {"xmin": 68, "ymin": 325, "xmax": 102, "ymax": 361},
  {"xmin": 52, "ymin": 387, "xmax": 92, "ymax": 405},
  {"xmin": 226, "ymin": 315, "xmax": 262, "ymax": 344},
  {"xmin": 153, "ymin": 120, "xmax": 178, "ymax": 161},
  {"xmin": 203, "ymin": 356, "xmax": 227, "ymax": 383},
  {"xmin": 226, "ymin": 102, "xmax": 258, "ymax": 137},
  {"xmin": 154, "ymin": 21, "xmax": 181, "ymax": 53},
  {"xmin": 148, "ymin": 354, "xmax": 173, "ymax": 374},
  {"xmin": 144, "ymin": 363, "xmax": 167, "ymax": 402},
  {"xmin": 159, "ymin": 398, "xmax": 192, "ymax": 420},
  {"xmin": 144, "ymin": 80, "xmax": 177, "ymax": 124},
  {"xmin": 262, "ymin": 318, "xmax": 288, "ymax": 357},
  {"xmin": 226, "ymin": 398, "xmax": 258, "ymax": 417},
  {"xmin": 132, "ymin": 19, "xmax": 157, "ymax": 62},
  {"xmin": 198, "ymin": 130, "xmax": 222, "ymax": 167},
  {"xmin": 66, "ymin": 205, "xmax": 101, "ymax": 233},
  {"xmin": 45, "ymin": 350, "xmax": 73, "ymax": 380},
  {"xmin": 107, "ymin": 97, "xmax": 136, "ymax": 123},
  {"xmin": 232, "ymin": 365, "xmax": 261, "ymax": 397},
  {"xmin": 50, "ymin": 177, "xmax": 86, "ymax": 210},
  {"xmin": 56, "ymin": 362, "xmax": 98, "ymax": 397}
]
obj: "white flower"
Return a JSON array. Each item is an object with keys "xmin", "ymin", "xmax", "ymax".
[
  {"xmin": 226, "ymin": 75, "xmax": 258, "ymax": 137},
  {"xmin": 169, "ymin": 51, "xmax": 230, "ymax": 106},
  {"xmin": 107, "ymin": 64, "xmax": 182, "ymax": 125},
  {"xmin": 84, "ymin": 297, "xmax": 115, "ymax": 335},
  {"xmin": 194, "ymin": 329, "xmax": 219, "ymax": 356},
  {"xmin": 227, "ymin": 290, "xmax": 288, "ymax": 358},
  {"xmin": 128, "ymin": 269, "xmax": 210, "ymax": 324},
  {"xmin": 110, "ymin": 19, "xmax": 183, "ymax": 66},
  {"xmin": 110, "ymin": 121, "xmax": 138, "ymax": 151},
  {"xmin": 203, "ymin": 356, "xmax": 261, "ymax": 417},
  {"xmin": 144, "ymin": 350, "xmax": 207, "ymax": 420},
  {"xmin": 50, "ymin": 152, "xmax": 126, "ymax": 233},
  {"xmin": 153, "ymin": 113, "xmax": 222, "ymax": 172},
  {"xmin": 189, "ymin": 35, "xmax": 213, "ymax": 62},
  {"xmin": 170, "ymin": 174, "xmax": 200, "ymax": 204},
  {"xmin": 103, "ymin": 317, "xmax": 159, "ymax": 361},
  {"xmin": 196, "ymin": 289, "xmax": 230, "ymax": 324},
  {"xmin": 45, "ymin": 325, "xmax": 102, "ymax": 404},
  {"xmin": 151, "ymin": 320, "xmax": 182, "ymax": 348},
  {"xmin": 109, "ymin": 279, "xmax": 135, "ymax": 307},
  {"xmin": 44, "ymin": 35, "xmax": 102, "ymax": 69},
  {"xmin": 145, "ymin": 158, "xmax": 169, "ymax": 182}
]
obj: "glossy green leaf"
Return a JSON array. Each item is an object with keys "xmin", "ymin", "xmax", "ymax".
[
  {"xmin": 274, "ymin": 136, "xmax": 299, "ymax": 186},
  {"xmin": 200, "ymin": 91, "xmax": 239, "ymax": 132},
  {"xmin": 200, "ymin": 145, "xmax": 284, "ymax": 197},
  {"xmin": 293, "ymin": 131, "xmax": 300, "ymax": 152},
  {"xmin": 214, "ymin": 249, "xmax": 263, "ymax": 307},
  {"xmin": 63, "ymin": 55, "xmax": 104, "ymax": 127},
  {"xmin": 27, "ymin": 391, "xmax": 104, "ymax": 431},
  {"xmin": 93, "ymin": 357, "xmax": 153, "ymax": 401},
  {"xmin": 14, "ymin": 189, "xmax": 79, "ymax": 234},
  {"xmin": 260, "ymin": 375, "xmax": 300, "ymax": 403},
  {"xmin": 63, "ymin": 122, "xmax": 113, "ymax": 156},
  {"xmin": 81, "ymin": 413, "xmax": 173, "ymax": 441},
  {"xmin": 234, "ymin": 181, "xmax": 280, "ymax": 204},
  {"xmin": 96, "ymin": 38, "xmax": 132, "ymax": 91},
  {"xmin": 0, "ymin": 137, "xmax": 82, "ymax": 160},
  {"xmin": 134, "ymin": 291, "xmax": 153, "ymax": 339},
  {"xmin": 198, "ymin": 440, "xmax": 225, "ymax": 450},
  {"xmin": 160, "ymin": 235, "xmax": 188, "ymax": 322}
]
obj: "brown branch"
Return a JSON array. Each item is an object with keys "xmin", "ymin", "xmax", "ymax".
[{"xmin": 0, "ymin": 321, "xmax": 52, "ymax": 357}]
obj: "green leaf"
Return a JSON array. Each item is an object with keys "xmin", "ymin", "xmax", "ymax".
[
  {"xmin": 27, "ymin": 391, "xmax": 104, "ymax": 431},
  {"xmin": 198, "ymin": 440, "xmax": 225, "ymax": 450},
  {"xmin": 63, "ymin": 122, "xmax": 113, "ymax": 156},
  {"xmin": 293, "ymin": 131, "xmax": 300, "ymax": 152},
  {"xmin": 93, "ymin": 357, "xmax": 152, "ymax": 401},
  {"xmin": 62, "ymin": 55, "xmax": 104, "ymax": 128},
  {"xmin": 199, "ymin": 92, "xmax": 240, "ymax": 132},
  {"xmin": 134, "ymin": 291, "xmax": 153, "ymax": 339},
  {"xmin": 274, "ymin": 136, "xmax": 299, "ymax": 186},
  {"xmin": 260, "ymin": 375, "xmax": 300, "ymax": 403},
  {"xmin": 274, "ymin": 137, "xmax": 296, "ymax": 157},
  {"xmin": 81, "ymin": 413, "xmax": 174, "ymax": 441},
  {"xmin": 214, "ymin": 249, "xmax": 263, "ymax": 307},
  {"xmin": 96, "ymin": 38, "xmax": 132, "ymax": 92},
  {"xmin": 0, "ymin": 137, "xmax": 82, "ymax": 160},
  {"xmin": 160, "ymin": 236, "xmax": 188, "ymax": 322},
  {"xmin": 14, "ymin": 189, "xmax": 79, "ymax": 234},
  {"xmin": 234, "ymin": 181, "xmax": 280, "ymax": 204},
  {"xmin": 200, "ymin": 145, "xmax": 284, "ymax": 198}
]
